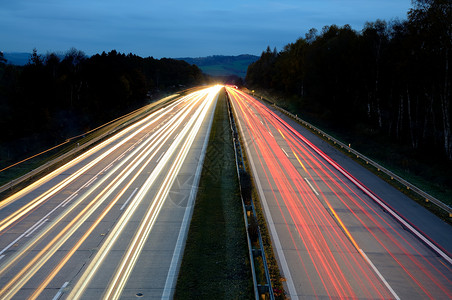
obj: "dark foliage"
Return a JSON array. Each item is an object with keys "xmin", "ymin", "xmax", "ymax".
[
  {"xmin": 246, "ymin": 0, "xmax": 452, "ymax": 160},
  {"xmin": 0, "ymin": 49, "xmax": 205, "ymax": 162}
]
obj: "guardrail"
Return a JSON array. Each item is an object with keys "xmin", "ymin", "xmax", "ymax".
[
  {"xmin": 249, "ymin": 90, "xmax": 452, "ymax": 218},
  {"xmin": 270, "ymin": 103, "xmax": 452, "ymax": 218},
  {"xmin": 0, "ymin": 94, "xmax": 179, "ymax": 197},
  {"xmin": 226, "ymin": 92, "xmax": 274, "ymax": 300},
  {"xmin": 266, "ymin": 102, "xmax": 452, "ymax": 266}
]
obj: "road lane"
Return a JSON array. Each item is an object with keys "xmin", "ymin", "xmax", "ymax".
[
  {"xmin": 0, "ymin": 85, "xmax": 222, "ymax": 299},
  {"xmin": 227, "ymin": 87, "xmax": 452, "ymax": 299}
]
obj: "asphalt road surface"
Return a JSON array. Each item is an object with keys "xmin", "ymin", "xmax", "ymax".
[
  {"xmin": 0, "ymin": 85, "xmax": 222, "ymax": 299},
  {"xmin": 227, "ymin": 87, "xmax": 452, "ymax": 299}
]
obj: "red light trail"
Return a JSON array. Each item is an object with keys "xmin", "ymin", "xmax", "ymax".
[{"xmin": 226, "ymin": 87, "xmax": 452, "ymax": 299}]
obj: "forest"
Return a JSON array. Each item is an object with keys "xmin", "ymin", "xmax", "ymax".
[
  {"xmin": 0, "ymin": 49, "xmax": 206, "ymax": 164},
  {"xmin": 246, "ymin": 0, "xmax": 452, "ymax": 165}
]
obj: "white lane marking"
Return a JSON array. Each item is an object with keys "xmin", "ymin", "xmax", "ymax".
[
  {"xmin": 269, "ymin": 107, "xmax": 452, "ymax": 265},
  {"xmin": 62, "ymin": 193, "xmax": 78, "ymax": 207},
  {"xmin": 260, "ymin": 120, "xmax": 264, "ymax": 125},
  {"xmin": 281, "ymin": 148, "xmax": 289, "ymax": 157},
  {"xmin": 162, "ymin": 90, "xmax": 219, "ymax": 300},
  {"xmin": 0, "ymin": 216, "xmax": 51, "ymax": 256},
  {"xmin": 268, "ymin": 131, "xmax": 273, "ymax": 137},
  {"xmin": 173, "ymin": 132, "xmax": 179, "ymax": 140},
  {"xmin": 156, "ymin": 151, "xmax": 165, "ymax": 163},
  {"xmin": 304, "ymin": 178, "xmax": 319, "ymax": 196},
  {"xmin": 102, "ymin": 162, "xmax": 114, "ymax": 173},
  {"xmin": 68, "ymin": 89, "xmax": 215, "ymax": 299},
  {"xmin": 83, "ymin": 176, "xmax": 97, "ymax": 188},
  {"xmin": 0, "ymin": 255, "xmax": 5, "ymax": 260},
  {"xmin": 359, "ymin": 249, "xmax": 400, "ymax": 300},
  {"xmin": 25, "ymin": 219, "xmax": 48, "ymax": 237},
  {"xmin": 52, "ymin": 281, "xmax": 69, "ymax": 300},
  {"xmin": 0, "ymin": 159, "xmax": 108, "ymax": 256},
  {"xmin": 120, "ymin": 188, "xmax": 138, "ymax": 211}
]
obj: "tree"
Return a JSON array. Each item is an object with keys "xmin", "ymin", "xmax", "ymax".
[
  {"xmin": 408, "ymin": 0, "xmax": 452, "ymax": 158},
  {"xmin": 245, "ymin": 0, "xmax": 452, "ymax": 160},
  {"xmin": 29, "ymin": 48, "xmax": 43, "ymax": 66},
  {"xmin": 0, "ymin": 52, "xmax": 6, "ymax": 64}
]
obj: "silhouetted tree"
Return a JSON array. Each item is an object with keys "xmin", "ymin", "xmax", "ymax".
[
  {"xmin": 246, "ymin": 0, "xmax": 452, "ymax": 160},
  {"xmin": 0, "ymin": 52, "xmax": 6, "ymax": 65},
  {"xmin": 0, "ymin": 48, "xmax": 205, "ymax": 164}
]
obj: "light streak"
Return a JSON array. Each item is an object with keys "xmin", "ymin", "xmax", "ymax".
[
  {"xmin": 69, "ymin": 85, "xmax": 221, "ymax": 299},
  {"xmin": 0, "ymin": 117, "xmax": 167, "ymax": 266},
  {"xmin": 0, "ymin": 100, "xmax": 170, "ymax": 231},
  {"xmin": 0, "ymin": 86, "xmax": 221, "ymax": 299},
  {"xmin": 0, "ymin": 92, "xmax": 190, "ymax": 213},
  {"xmin": 162, "ymin": 87, "xmax": 218, "ymax": 300},
  {"xmin": 293, "ymin": 151, "xmax": 307, "ymax": 172},
  {"xmin": 278, "ymin": 128, "xmax": 285, "ymax": 139},
  {"xmin": 226, "ymin": 87, "xmax": 452, "ymax": 299},
  {"xmin": 28, "ymin": 89, "xmax": 214, "ymax": 299},
  {"xmin": 0, "ymin": 92, "xmax": 190, "ymax": 237},
  {"xmin": 104, "ymin": 86, "xmax": 221, "ymax": 299},
  {"xmin": 0, "ymin": 94, "xmax": 179, "ymax": 174}
]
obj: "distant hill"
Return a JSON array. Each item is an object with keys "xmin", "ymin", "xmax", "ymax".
[
  {"xmin": 3, "ymin": 52, "xmax": 31, "ymax": 66},
  {"xmin": 177, "ymin": 55, "xmax": 259, "ymax": 78}
]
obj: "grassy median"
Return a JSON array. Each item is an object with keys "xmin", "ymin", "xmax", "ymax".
[{"xmin": 174, "ymin": 89, "xmax": 253, "ymax": 299}]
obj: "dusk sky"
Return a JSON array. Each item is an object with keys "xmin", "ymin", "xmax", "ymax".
[{"xmin": 1, "ymin": 0, "xmax": 412, "ymax": 58}]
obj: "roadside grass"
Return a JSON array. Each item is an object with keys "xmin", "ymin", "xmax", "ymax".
[{"xmin": 174, "ymin": 90, "xmax": 253, "ymax": 299}]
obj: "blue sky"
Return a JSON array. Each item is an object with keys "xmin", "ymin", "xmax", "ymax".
[{"xmin": 1, "ymin": 0, "xmax": 412, "ymax": 58}]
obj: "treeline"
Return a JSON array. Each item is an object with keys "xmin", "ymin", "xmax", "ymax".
[
  {"xmin": 0, "ymin": 49, "xmax": 205, "ymax": 160},
  {"xmin": 246, "ymin": 0, "xmax": 452, "ymax": 160}
]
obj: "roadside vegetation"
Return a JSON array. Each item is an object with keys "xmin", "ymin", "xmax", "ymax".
[
  {"xmin": 245, "ymin": 0, "xmax": 452, "ymax": 206},
  {"xmin": 174, "ymin": 90, "xmax": 253, "ymax": 299}
]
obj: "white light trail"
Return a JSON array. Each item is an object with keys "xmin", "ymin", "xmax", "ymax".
[
  {"xmin": 69, "ymin": 86, "xmax": 221, "ymax": 299},
  {"xmin": 0, "ymin": 87, "xmax": 219, "ymax": 299},
  {"xmin": 103, "ymin": 85, "xmax": 221, "ymax": 300}
]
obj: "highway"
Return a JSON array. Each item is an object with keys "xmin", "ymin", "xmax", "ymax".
[
  {"xmin": 227, "ymin": 87, "xmax": 452, "ymax": 299},
  {"xmin": 0, "ymin": 85, "xmax": 222, "ymax": 299}
]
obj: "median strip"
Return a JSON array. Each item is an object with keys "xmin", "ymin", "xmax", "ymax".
[{"xmin": 174, "ymin": 89, "xmax": 253, "ymax": 299}]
